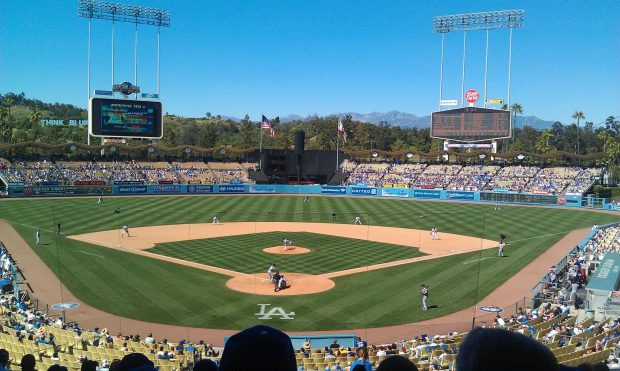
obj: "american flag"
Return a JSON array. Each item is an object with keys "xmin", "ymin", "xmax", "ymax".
[
  {"xmin": 338, "ymin": 118, "xmax": 347, "ymax": 142},
  {"xmin": 261, "ymin": 115, "xmax": 276, "ymax": 138}
]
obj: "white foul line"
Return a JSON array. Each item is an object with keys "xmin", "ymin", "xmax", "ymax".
[
  {"xmin": 463, "ymin": 257, "xmax": 493, "ymax": 264},
  {"xmin": 76, "ymin": 251, "xmax": 106, "ymax": 259}
]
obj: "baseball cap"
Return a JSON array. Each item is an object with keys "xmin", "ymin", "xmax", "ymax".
[{"xmin": 219, "ymin": 325, "xmax": 296, "ymax": 371}]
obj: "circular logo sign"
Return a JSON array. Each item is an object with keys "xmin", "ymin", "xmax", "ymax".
[
  {"xmin": 557, "ymin": 196, "xmax": 567, "ymax": 205},
  {"xmin": 465, "ymin": 89, "xmax": 479, "ymax": 103},
  {"xmin": 119, "ymin": 82, "xmax": 135, "ymax": 96},
  {"xmin": 51, "ymin": 302, "xmax": 80, "ymax": 311},
  {"xmin": 478, "ymin": 305, "xmax": 503, "ymax": 313}
]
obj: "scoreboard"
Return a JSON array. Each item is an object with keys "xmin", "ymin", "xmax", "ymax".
[
  {"xmin": 89, "ymin": 97, "xmax": 163, "ymax": 139},
  {"xmin": 431, "ymin": 107, "xmax": 511, "ymax": 142}
]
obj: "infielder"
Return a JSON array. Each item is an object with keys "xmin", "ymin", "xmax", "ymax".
[
  {"xmin": 212, "ymin": 215, "xmax": 220, "ymax": 224},
  {"xmin": 421, "ymin": 284, "xmax": 429, "ymax": 311},
  {"xmin": 354, "ymin": 216, "xmax": 362, "ymax": 225},
  {"xmin": 430, "ymin": 227, "xmax": 439, "ymax": 240},
  {"xmin": 121, "ymin": 225, "xmax": 130, "ymax": 237},
  {"xmin": 282, "ymin": 238, "xmax": 292, "ymax": 252},
  {"xmin": 498, "ymin": 234, "xmax": 507, "ymax": 257},
  {"xmin": 35, "ymin": 229, "xmax": 40, "ymax": 247}
]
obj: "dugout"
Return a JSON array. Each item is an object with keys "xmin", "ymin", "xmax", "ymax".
[{"xmin": 585, "ymin": 252, "xmax": 620, "ymax": 316}]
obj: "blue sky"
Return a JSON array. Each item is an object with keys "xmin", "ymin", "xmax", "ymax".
[{"xmin": 1, "ymin": 1, "xmax": 618, "ymax": 125}]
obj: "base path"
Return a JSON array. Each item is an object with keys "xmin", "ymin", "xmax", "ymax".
[{"xmin": 0, "ymin": 219, "xmax": 582, "ymax": 346}]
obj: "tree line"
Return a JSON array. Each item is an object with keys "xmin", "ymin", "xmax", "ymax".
[{"xmin": 1, "ymin": 92, "xmax": 618, "ymax": 166}]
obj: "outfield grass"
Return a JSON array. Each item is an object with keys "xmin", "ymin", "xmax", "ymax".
[
  {"xmin": 0, "ymin": 195, "xmax": 618, "ymax": 330},
  {"xmin": 148, "ymin": 232, "xmax": 426, "ymax": 274}
]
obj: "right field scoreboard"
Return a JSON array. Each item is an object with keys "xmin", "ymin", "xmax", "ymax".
[{"xmin": 431, "ymin": 107, "xmax": 511, "ymax": 142}]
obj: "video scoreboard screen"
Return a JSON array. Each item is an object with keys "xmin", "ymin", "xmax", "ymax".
[
  {"xmin": 431, "ymin": 107, "xmax": 511, "ymax": 142},
  {"xmin": 89, "ymin": 97, "xmax": 163, "ymax": 138}
]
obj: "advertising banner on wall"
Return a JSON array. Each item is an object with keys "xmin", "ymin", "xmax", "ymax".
[
  {"xmin": 117, "ymin": 185, "xmax": 148, "ymax": 194},
  {"xmin": 382, "ymin": 188, "xmax": 409, "ymax": 198},
  {"xmin": 23, "ymin": 185, "xmax": 112, "ymax": 196},
  {"xmin": 249, "ymin": 185, "xmax": 276, "ymax": 193},
  {"xmin": 153, "ymin": 184, "xmax": 181, "ymax": 194},
  {"xmin": 350, "ymin": 187, "xmax": 378, "ymax": 196},
  {"xmin": 218, "ymin": 185, "xmax": 246, "ymax": 193},
  {"xmin": 445, "ymin": 191, "xmax": 475, "ymax": 200},
  {"xmin": 187, "ymin": 185, "xmax": 214, "ymax": 194},
  {"xmin": 413, "ymin": 189, "xmax": 441, "ymax": 199},
  {"xmin": 321, "ymin": 186, "xmax": 347, "ymax": 194}
]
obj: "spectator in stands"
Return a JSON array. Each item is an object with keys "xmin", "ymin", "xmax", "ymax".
[
  {"xmin": 219, "ymin": 325, "xmax": 296, "ymax": 371},
  {"xmin": 144, "ymin": 333, "xmax": 155, "ymax": 345},
  {"xmin": 329, "ymin": 339, "xmax": 340, "ymax": 349},
  {"xmin": 81, "ymin": 360, "xmax": 98, "ymax": 371},
  {"xmin": 350, "ymin": 347, "xmax": 373, "ymax": 371},
  {"xmin": 456, "ymin": 327, "xmax": 558, "ymax": 371},
  {"xmin": 0, "ymin": 349, "xmax": 8, "ymax": 371},
  {"xmin": 118, "ymin": 353, "xmax": 156, "ymax": 371},
  {"xmin": 193, "ymin": 359, "xmax": 218, "ymax": 371},
  {"xmin": 20, "ymin": 354, "xmax": 36, "ymax": 371}
]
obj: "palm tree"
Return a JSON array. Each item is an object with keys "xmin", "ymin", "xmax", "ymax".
[
  {"xmin": 507, "ymin": 103, "xmax": 523, "ymax": 151},
  {"xmin": 572, "ymin": 111, "xmax": 585, "ymax": 155},
  {"xmin": 30, "ymin": 109, "xmax": 43, "ymax": 127},
  {"xmin": 2, "ymin": 97, "xmax": 15, "ymax": 126}
]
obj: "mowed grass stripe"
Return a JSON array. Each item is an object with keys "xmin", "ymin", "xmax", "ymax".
[{"xmin": 148, "ymin": 232, "xmax": 426, "ymax": 274}]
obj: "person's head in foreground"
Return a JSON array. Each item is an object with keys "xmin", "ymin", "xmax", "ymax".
[
  {"xmin": 456, "ymin": 327, "xmax": 558, "ymax": 371},
  {"xmin": 376, "ymin": 355, "xmax": 418, "ymax": 371},
  {"xmin": 219, "ymin": 325, "xmax": 296, "ymax": 371}
]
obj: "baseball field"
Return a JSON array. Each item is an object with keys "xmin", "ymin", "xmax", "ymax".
[{"xmin": 0, "ymin": 195, "xmax": 618, "ymax": 333}]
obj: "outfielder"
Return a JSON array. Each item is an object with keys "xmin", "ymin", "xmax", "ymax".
[
  {"xmin": 282, "ymin": 238, "xmax": 292, "ymax": 252},
  {"xmin": 121, "ymin": 225, "xmax": 130, "ymax": 237},
  {"xmin": 304, "ymin": 195, "xmax": 309, "ymax": 203},
  {"xmin": 430, "ymin": 227, "xmax": 439, "ymax": 240},
  {"xmin": 98, "ymin": 195, "xmax": 103, "ymax": 205},
  {"xmin": 354, "ymin": 216, "xmax": 362, "ymax": 225},
  {"xmin": 212, "ymin": 215, "xmax": 220, "ymax": 224},
  {"xmin": 35, "ymin": 229, "xmax": 40, "ymax": 247},
  {"xmin": 494, "ymin": 203, "xmax": 501, "ymax": 211}
]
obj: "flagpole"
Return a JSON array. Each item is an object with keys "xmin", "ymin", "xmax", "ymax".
[
  {"xmin": 336, "ymin": 118, "xmax": 340, "ymax": 174},
  {"xmin": 259, "ymin": 119, "xmax": 263, "ymax": 170}
]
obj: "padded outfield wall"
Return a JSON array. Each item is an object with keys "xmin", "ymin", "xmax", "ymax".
[{"xmin": 5, "ymin": 182, "xmax": 611, "ymax": 209}]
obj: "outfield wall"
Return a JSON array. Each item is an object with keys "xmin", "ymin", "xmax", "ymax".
[{"xmin": 7, "ymin": 182, "xmax": 618, "ymax": 210}]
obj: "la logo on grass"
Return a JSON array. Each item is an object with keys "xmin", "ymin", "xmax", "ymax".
[{"xmin": 255, "ymin": 304, "xmax": 295, "ymax": 320}]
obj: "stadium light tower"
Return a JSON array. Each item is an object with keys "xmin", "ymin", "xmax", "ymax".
[
  {"xmin": 78, "ymin": 0, "xmax": 170, "ymax": 145},
  {"xmin": 433, "ymin": 10, "xmax": 524, "ymax": 110}
]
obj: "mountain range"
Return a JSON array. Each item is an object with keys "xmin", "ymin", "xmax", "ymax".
[{"xmin": 277, "ymin": 111, "xmax": 556, "ymax": 130}]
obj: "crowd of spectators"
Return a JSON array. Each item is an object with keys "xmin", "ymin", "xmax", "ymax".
[
  {"xmin": 447, "ymin": 165, "xmax": 500, "ymax": 191},
  {"xmin": 337, "ymin": 162, "xmax": 605, "ymax": 196},
  {"xmin": 0, "ymin": 160, "xmax": 255, "ymax": 185}
]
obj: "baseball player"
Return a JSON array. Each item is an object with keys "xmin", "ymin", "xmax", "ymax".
[
  {"xmin": 56, "ymin": 223, "xmax": 61, "ymax": 236},
  {"xmin": 498, "ymin": 234, "xmax": 507, "ymax": 257},
  {"xmin": 430, "ymin": 227, "xmax": 439, "ymax": 240},
  {"xmin": 282, "ymin": 238, "xmax": 292, "ymax": 252},
  {"xmin": 35, "ymin": 229, "xmax": 40, "ymax": 247},
  {"xmin": 267, "ymin": 264, "xmax": 279, "ymax": 282},
  {"xmin": 98, "ymin": 195, "xmax": 103, "ymax": 205},
  {"xmin": 304, "ymin": 195, "xmax": 309, "ymax": 203},
  {"xmin": 421, "ymin": 284, "xmax": 429, "ymax": 311},
  {"xmin": 354, "ymin": 216, "xmax": 362, "ymax": 225},
  {"xmin": 494, "ymin": 202, "xmax": 501, "ymax": 211},
  {"xmin": 212, "ymin": 215, "xmax": 220, "ymax": 224},
  {"xmin": 121, "ymin": 225, "xmax": 130, "ymax": 237}
]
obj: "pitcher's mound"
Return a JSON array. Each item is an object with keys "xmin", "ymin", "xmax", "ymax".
[
  {"xmin": 262, "ymin": 246, "xmax": 311, "ymax": 255},
  {"xmin": 226, "ymin": 272, "xmax": 335, "ymax": 296}
]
